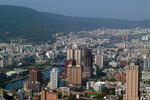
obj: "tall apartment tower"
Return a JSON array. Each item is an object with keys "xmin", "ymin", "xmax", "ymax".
[
  {"xmin": 143, "ymin": 54, "xmax": 150, "ymax": 71},
  {"xmin": 66, "ymin": 48, "xmax": 92, "ymax": 79},
  {"xmin": 67, "ymin": 65, "xmax": 82, "ymax": 85},
  {"xmin": 50, "ymin": 68, "xmax": 59, "ymax": 89},
  {"xmin": 95, "ymin": 55, "xmax": 103, "ymax": 68},
  {"xmin": 67, "ymin": 49, "xmax": 73, "ymax": 60},
  {"xmin": 82, "ymin": 49, "xmax": 92, "ymax": 78},
  {"xmin": 65, "ymin": 59, "xmax": 76, "ymax": 74},
  {"xmin": 82, "ymin": 49, "xmax": 92, "ymax": 71},
  {"xmin": 75, "ymin": 49, "xmax": 81, "ymax": 65},
  {"xmin": 123, "ymin": 63, "xmax": 140, "ymax": 100},
  {"xmin": 30, "ymin": 68, "xmax": 43, "ymax": 83},
  {"xmin": 97, "ymin": 46, "xmax": 104, "ymax": 55}
]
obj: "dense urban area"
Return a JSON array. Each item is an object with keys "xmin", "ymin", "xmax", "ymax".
[{"xmin": 0, "ymin": 27, "xmax": 150, "ymax": 100}]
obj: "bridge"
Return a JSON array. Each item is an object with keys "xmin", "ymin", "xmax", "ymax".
[{"xmin": 52, "ymin": 63, "xmax": 65, "ymax": 66}]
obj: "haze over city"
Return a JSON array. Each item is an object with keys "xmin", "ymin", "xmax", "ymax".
[
  {"xmin": 0, "ymin": 0, "xmax": 150, "ymax": 20},
  {"xmin": 0, "ymin": 0, "xmax": 150, "ymax": 100}
]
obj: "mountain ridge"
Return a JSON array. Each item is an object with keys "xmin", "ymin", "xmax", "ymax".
[{"xmin": 0, "ymin": 5, "xmax": 150, "ymax": 42}]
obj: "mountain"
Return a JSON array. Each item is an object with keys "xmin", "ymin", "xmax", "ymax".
[{"xmin": 0, "ymin": 5, "xmax": 150, "ymax": 42}]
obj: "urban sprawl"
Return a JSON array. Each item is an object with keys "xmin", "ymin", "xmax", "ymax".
[{"xmin": 0, "ymin": 27, "xmax": 150, "ymax": 100}]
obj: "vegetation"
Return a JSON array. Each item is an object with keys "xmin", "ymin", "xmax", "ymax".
[
  {"xmin": 95, "ymin": 88, "xmax": 115, "ymax": 100},
  {"xmin": 75, "ymin": 86, "xmax": 85, "ymax": 92},
  {"xmin": 69, "ymin": 94, "xmax": 76, "ymax": 100},
  {"xmin": 0, "ymin": 78, "xmax": 9, "ymax": 84},
  {"xmin": 0, "ymin": 5, "xmax": 150, "ymax": 42},
  {"xmin": 118, "ymin": 95, "xmax": 123, "ymax": 100}
]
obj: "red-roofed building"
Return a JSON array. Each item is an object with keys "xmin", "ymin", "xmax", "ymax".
[{"xmin": 32, "ymin": 97, "xmax": 40, "ymax": 100}]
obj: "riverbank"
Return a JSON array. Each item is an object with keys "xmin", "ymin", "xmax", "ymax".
[
  {"xmin": 0, "ymin": 66, "xmax": 52, "ymax": 86},
  {"xmin": 0, "ymin": 75, "xmax": 29, "ymax": 86},
  {"xmin": 41, "ymin": 66, "xmax": 52, "ymax": 71},
  {"xmin": 0, "ymin": 58, "xmax": 65, "ymax": 90}
]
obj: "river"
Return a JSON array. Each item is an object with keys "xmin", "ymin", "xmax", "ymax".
[{"xmin": 0, "ymin": 64, "xmax": 64, "ymax": 90}]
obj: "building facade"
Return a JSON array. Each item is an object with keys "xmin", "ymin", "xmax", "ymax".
[
  {"xmin": 41, "ymin": 90, "xmax": 58, "ymax": 100},
  {"xmin": 50, "ymin": 68, "xmax": 59, "ymax": 89},
  {"xmin": 67, "ymin": 49, "xmax": 73, "ymax": 60},
  {"xmin": 123, "ymin": 64, "xmax": 140, "ymax": 100},
  {"xmin": 66, "ymin": 48, "xmax": 92, "ymax": 79},
  {"xmin": 95, "ymin": 55, "xmax": 103, "ymax": 68},
  {"xmin": 67, "ymin": 65, "xmax": 82, "ymax": 85},
  {"xmin": 29, "ymin": 68, "xmax": 43, "ymax": 83}
]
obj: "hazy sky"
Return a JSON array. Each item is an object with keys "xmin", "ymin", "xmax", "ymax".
[{"xmin": 0, "ymin": 0, "xmax": 150, "ymax": 20}]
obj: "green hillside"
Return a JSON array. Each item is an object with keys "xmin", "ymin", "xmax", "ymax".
[{"xmin": 0, "ymin": 5, "xmax": 150, "ymax": 42}]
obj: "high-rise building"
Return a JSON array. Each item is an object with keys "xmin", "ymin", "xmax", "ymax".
[
  {"xmin": 123, "ymin": 63, "xmax": 140, "ymax": 100},
  {"xmin": 82, "ymin": 49, "xmax": 92, "ymax": 71},
  {"xmin": 81, "ymin": 49, "xmax": 92, "ymax": 78},
  {"xmin": 64, "ymin": 59, "xmax": 76, "ymax": 74},
  {"xmin": 50, "ymin": 68, "xmax": 59, "ymax": 89},
  {"xmin": 67, "ymin": 65, "xmax": 82, "ymax": 85},
  {"xmin": 122, "ymin": 33, "xmax": 128, "ymax": 42},
  {"xmin": 63, "ymin": 59, "xmax": 76, "ymax": 78},
  {"xmin": 97, "ymin": 46, "xmax": 104, "ymax": 55},
  {"xmin": 67, "ymin": 49, "xmax": 73, "ymax": 60},
  {"xmin": 66, "ymin": 48, "xmax": 92, "ymax": 79},
  {"xmin": 143, "ymin": 55, "xmax": 150, "ymax": 71},
  {"xmin": 25, "ymin": 68, "xmax": 42, "ymax": 92},
  {"xmin": 29, "ymin": 68, "xmax": 43, "ymax": 83},
  {"xmin": 95, "ymin": 55, "xmax": 103, "ymax": 68},
  {"xmin": 122, "ymin": 33, "xmax": 129, "ymax": 49},
  {"xmin": 75, "ymin": 49, "xmax": 81, "ymax": 65},
  {"xmin": 67, "ymin": 48, "xmax": 82, "ymax": 65}
]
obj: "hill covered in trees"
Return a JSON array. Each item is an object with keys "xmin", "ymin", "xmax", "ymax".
[{"xmin": 0, "ymin": 5, "xmax": 150, "ymax": 42}]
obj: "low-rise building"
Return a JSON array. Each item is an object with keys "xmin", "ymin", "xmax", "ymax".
[{"xmin": 86, "ymin": 81, "xmax": 105, "ymax": 92}]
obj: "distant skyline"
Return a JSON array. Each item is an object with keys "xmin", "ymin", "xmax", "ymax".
[{"xmin": 0, "ymin": 0, "xmax": 150, "ymax": 20}]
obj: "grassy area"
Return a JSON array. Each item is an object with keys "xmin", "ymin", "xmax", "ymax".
[
  {"xmin": 85, "ymin": 88, "xmax": 116, "ymax": 100},
  {"xmin": 87, "ymin": 93, "xmax": 97, "ymax": 97}
]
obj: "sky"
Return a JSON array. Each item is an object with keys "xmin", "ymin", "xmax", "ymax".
[{"xmin": 0, "ymin": 0, "xmax": 150, "ymax": 20}]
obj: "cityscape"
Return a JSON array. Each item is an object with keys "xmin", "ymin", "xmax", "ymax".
[
  {"xmin": 0, "ymin": 0, "xmax": 150, "ymax": 100},
  {"xmin": 0, "ymin": 27, "xmax": 150, "ymax": 100}
]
